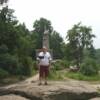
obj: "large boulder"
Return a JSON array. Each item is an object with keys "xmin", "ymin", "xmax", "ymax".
[
  {"xmin": 90, "ymin": 97, "xmax": 100, "ymax": 100},
  {"xmin": 0, "ymin": 94, "xmax": 29, "ymax": 100},
  {"xmin": 0, "ymin": 80, "xmax": 100, "ymax": 100}
]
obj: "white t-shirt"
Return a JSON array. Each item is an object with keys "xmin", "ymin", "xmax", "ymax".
[{"xmin": 37, "ymin": 52, "xmax": 52, "ymax": 66}]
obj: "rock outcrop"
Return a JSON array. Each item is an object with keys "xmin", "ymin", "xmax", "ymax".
[
  {"xmin": 0, "ymin": 94, "xmax": 29, "ymax": 100},
  {"xmin": 0, "ymin": 78, "xmax": 100, "ymax": 100},
  {"xmin": 90, "ymin": 97, "xmax": 100, "ymax": 100}
]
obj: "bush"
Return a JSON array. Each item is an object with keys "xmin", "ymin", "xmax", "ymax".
[
  {"xmin": 0, "ymin": 53, "xmax": 19, "ymax": 75},
  {"xmin": 18, "ymin": 56, "xmax": 34, "ymax": 76},
  {"xmin": 97, "ymin": 64, "xmax": 100, "ymax": 70},
  {"xmin": 0, "ymin": 53, "xmax": 35, "ymax": 76},
  {"xmin": 48, "ymin": 70, "xmax": 63, "ymax": 80},
  {"xmin": 0, "ymin": 44, "xmax": 8, "ymax": 54},
  {"xmin": 65, "ymin": 72, "xmax": 100, "ymax": 81},
  {"xmin": 0, "ymin": 68, "xmax": 9, "ymax": 79},
  {"xmin": 33, "ymin": 61, "xmax": 38, "ymax": 70},
  {"xmin": 61, "ymin": 60, "xmax": 70, "ymax": 68},
  {"xmin": 52, "ymin": 60, "xmax": 69, "ymax": 70},
  {"xmin": 80, "ymin": 58, "xmax": 98, "ymax": 76}
]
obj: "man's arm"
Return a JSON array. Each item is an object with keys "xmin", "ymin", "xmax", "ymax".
[
  {"xmin": 36, "ymin": 53, "xmax": 41, "ymax": 69},
  {"xmin": 48, "ymin": 52, "xmax": 52, "ymax": 66}
]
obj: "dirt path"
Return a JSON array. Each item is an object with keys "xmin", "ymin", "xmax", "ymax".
[{"xmin": 24, "ymin": 73, "xmax": 39, "ymax": 84}]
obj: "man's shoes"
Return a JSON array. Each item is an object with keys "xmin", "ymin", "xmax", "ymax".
[
  {"xmin": 38, "ymin": 83, "xmax": 42, "ymax": 85},
  {"xmin": 38, "ymin": 82, "xmax": 48, "ymax": 85},
  {"xmin": 44, "ymin": 82, "xmax": 48, "ymax": 85},
  {"xmin": 31, "ymin": 80, "xmax": 35, "ymax": 83}
]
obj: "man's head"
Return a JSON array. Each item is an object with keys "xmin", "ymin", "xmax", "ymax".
[{"xmin": 42, "ymin": 46, "xmax": 47, "ymax": 52}]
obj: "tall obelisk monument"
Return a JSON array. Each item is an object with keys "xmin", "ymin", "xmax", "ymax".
[{"xmin": 43, "ymin": 29, "xmax": 49, "ymax": 49}]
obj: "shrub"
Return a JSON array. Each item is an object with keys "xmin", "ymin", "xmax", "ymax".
[
  {"xmin": 97, "ymin": 64, "xmax": 100, "ymax": 70},
  {"xmin": 18, "ymin": 56, "xmax": 34, "ymax": 76},
  {"xmin": 60, "ymin": 60, "xmax": 70, "ymax": 68},
  {"xmin": 0, "ymin": 53, "xmax": 35, "ymax": 76},
  {"xmin": 80, "ymin": 58, "xmax": 98, "ymax": 76},
  {"xmin": 0, "ymin": 44, "xmax": 8, "ymax": 54},
  {"xmin": 0, "ymin": 68, "xmax": 9, "ymax": 79},
  {"xmin": 48, "ymin": 70, "xmax": 63, "ymax": 80},
  {"xmin": 52, "ymin": 60, "xmax": 61, "ymax": 70},
  {"xmin": 0, "ymin": 54, "xmax": 18, "ymax": 75},
  {"xmin": 52, "ymin": 60, "xmax": 69, "ymax": 70},
  {"xmin": 33, "ymin": 61, "xmax": 38, "ymax": 70}
]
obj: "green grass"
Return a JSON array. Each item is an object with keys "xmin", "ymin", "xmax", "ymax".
[
  {"xmin": 0, "ymin": 69, "xmax": 37, "ymax": 86},
  {"xmin": 48, "ymin": 69, "xmax": 100, "ymax": 81},
  {"xmin": 48, "ymin": 70, "xmax": 64, "ymax": 80},
  {"xmin": 65, "ymin": 72, "xmax": 100, "ymax": 81},
  {"xmin": 0, "ymin": 75, "xmax": 26, "ymax": 86}
]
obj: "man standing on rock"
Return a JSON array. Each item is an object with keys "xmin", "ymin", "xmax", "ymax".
[{"xmin": 37, "ymin": 46, "xmax": 52, "ymax": 85}]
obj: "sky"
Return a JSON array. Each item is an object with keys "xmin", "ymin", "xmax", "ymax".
[{"xmin": 8, "ymin": 0, "xmax": 100, "ymax": 48}]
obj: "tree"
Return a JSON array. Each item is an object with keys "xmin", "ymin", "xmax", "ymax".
[
  {"xmin": 32, "ymin": 18, "xmax": 53, "ymax": 49},
  {"xmin": 31, "ymin": 18, "xmax": 65, "ymax": 59},
  {"xmin": 0, "ymin": 0, "xmax": 8, "ymax": 5},
  {"xmin": 63, "ymin": 43, "xmax": 74, "ymax": 61},
  {"xmin": 50, "ymin": 31, "xmax": 64, "ymax": 59},
  {"xmin": 66, "ymin": 23, "xmax": 95, "ymax": 66},
  {"xmin": 15, "ymin": 23, "xmax": 34, "ymax": 56},
  {"xmin": 0, "ymin": 6, "xmax": 19, "ymax": 52},
  {"xmin": 0, "ymin": 7, "xmax": 35, "ymax": 76}
]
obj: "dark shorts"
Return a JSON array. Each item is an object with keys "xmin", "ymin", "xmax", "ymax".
[{"xmin": 39, "ymin": 65, "xmax": 49, "ymax": 77}]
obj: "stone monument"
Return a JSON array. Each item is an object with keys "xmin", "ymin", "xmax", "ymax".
[
  {"xmin": 36, "ymin": 28, "xmax": 53, "ymax": 58},
  {"xmin": 43, "ymin": 29, "xmax": 49, "ymax": 49}
]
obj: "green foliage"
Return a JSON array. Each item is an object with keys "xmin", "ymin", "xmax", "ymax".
[
  {"xmin": 32, "ymin": 18, "xmax": 53, "ymax": 49},
  {"xmin": 18, "ymin": 56, "xmax": 34, "ymax": 76},
  {"xmin": 0, "ymin": 6, "xmax": 99, "ymax": 82},
  {"xmin": 0, "ymin": 68, "xmax": 9, "ymax": 79},
  {"xmin": 97, "ymin": 64, "xmax": 100, "ymax": 70},
  {"xmin": 66, "ymin": 22, "xmax": 95, "ymax": 66},
  {"xmin": 0, "ymin": 54, "xmax": 35, "ymax": 76},
  {"xmin": 48, "ymin": 70, "xmax": 100, "ymax": 81},
  {"xmin": 65, "ymin": 72, "xmax": 100, "ymax": 81},
  {"xmin": 52, "ymin": 62, "xmax": 61, "ymax": 70},
  {"xmin": 52, "ymin": 60, "xmax": 69, "ymax": 70},
  {"xmin": 95, "ymin": 49, "xmax": 100, "ymax": 65},
  {"xmin": 32, "ymin": 18, "xmax": 65, "ymax": 59},
  {"xmin": 48, "ymin": 70, "xmax": 63, "ymax": 80},
  {"xmin": 80, "ymin": 58, "xmax": 98, "ymax": 76},
  {"xmin": 0, "ymin": 0, "xmax": 8, "ymax": 5},
  {"xmin": 0, "ymin": 7, "xmax": 19, "ymax": 53},
  {"xmin": 0, "ymin": 7, "xmax": 36, "ymax": 77},
  {"xmin": 0, "ymin": 53, "xmax": 19, "ymax": 75},
  {"xmin": 0, "ymin": 44, "xmax": 8, "ymax": 54},
  {"xmin": 50, "ymin": 31, "xmax": 64, "ymax": 59}
]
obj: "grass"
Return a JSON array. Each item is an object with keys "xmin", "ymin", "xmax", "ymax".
[
  {"xmin": 0, "ymin": 69, "xmax": 100, "ymax": 86},
  {"xmin": 48, "ymin": 69, "xmax": 100, "ymax": 82},
  {"xmin": 0, "ymin": 69, "xmax": 37, "ymax": 86},
  {"xmin": 0, "ymin": 75, "xmax": 27, "ymax": 86},
  {"xmin": 48, "ymin": 70, "xmax": 64, "ymax": 80},
  {"xmin": 65, "ymin": 72, "xmax": 100, "ymax": 81}
]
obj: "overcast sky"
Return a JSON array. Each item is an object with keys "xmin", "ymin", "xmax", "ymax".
[{"xmin": 8, "ymin": 0, "xmax": 100, "ymax": 48}]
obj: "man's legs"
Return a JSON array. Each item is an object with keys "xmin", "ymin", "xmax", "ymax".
[
  {"xmin": 39, "ymin": 66, "xmax": 43, "ymax": 85},
  {"xmin": 44, "ymin": 66, "xmax": 49, "ymax": 85},
  {"xmin": 39, "ymin": 66, "xmax": 49, "ymax": 85},
  {"xmin": 39, "ymin": 76, "xmax": 42, "ymax": 85}
]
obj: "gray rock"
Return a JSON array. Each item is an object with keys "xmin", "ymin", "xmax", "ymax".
[
  {"xmin": 90, "ymin": 97, "xmax": 100, "ymax": 100},
  {"xmin": 0, "ymin": 94, "xmax": 29, "ymax": 100},
  {"xmin": 0, "ymin": 80, "xmax": 99, "ymax": 100}
]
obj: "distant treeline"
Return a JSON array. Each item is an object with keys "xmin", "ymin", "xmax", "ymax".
[{"xmin": 0, "ymin": 6, "xmax": 100, "ymax": 78}]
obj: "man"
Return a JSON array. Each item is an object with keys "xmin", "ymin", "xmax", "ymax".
[{"xmin": 37, "ymin": 46, "xmax": 52, "ymax": 85}]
